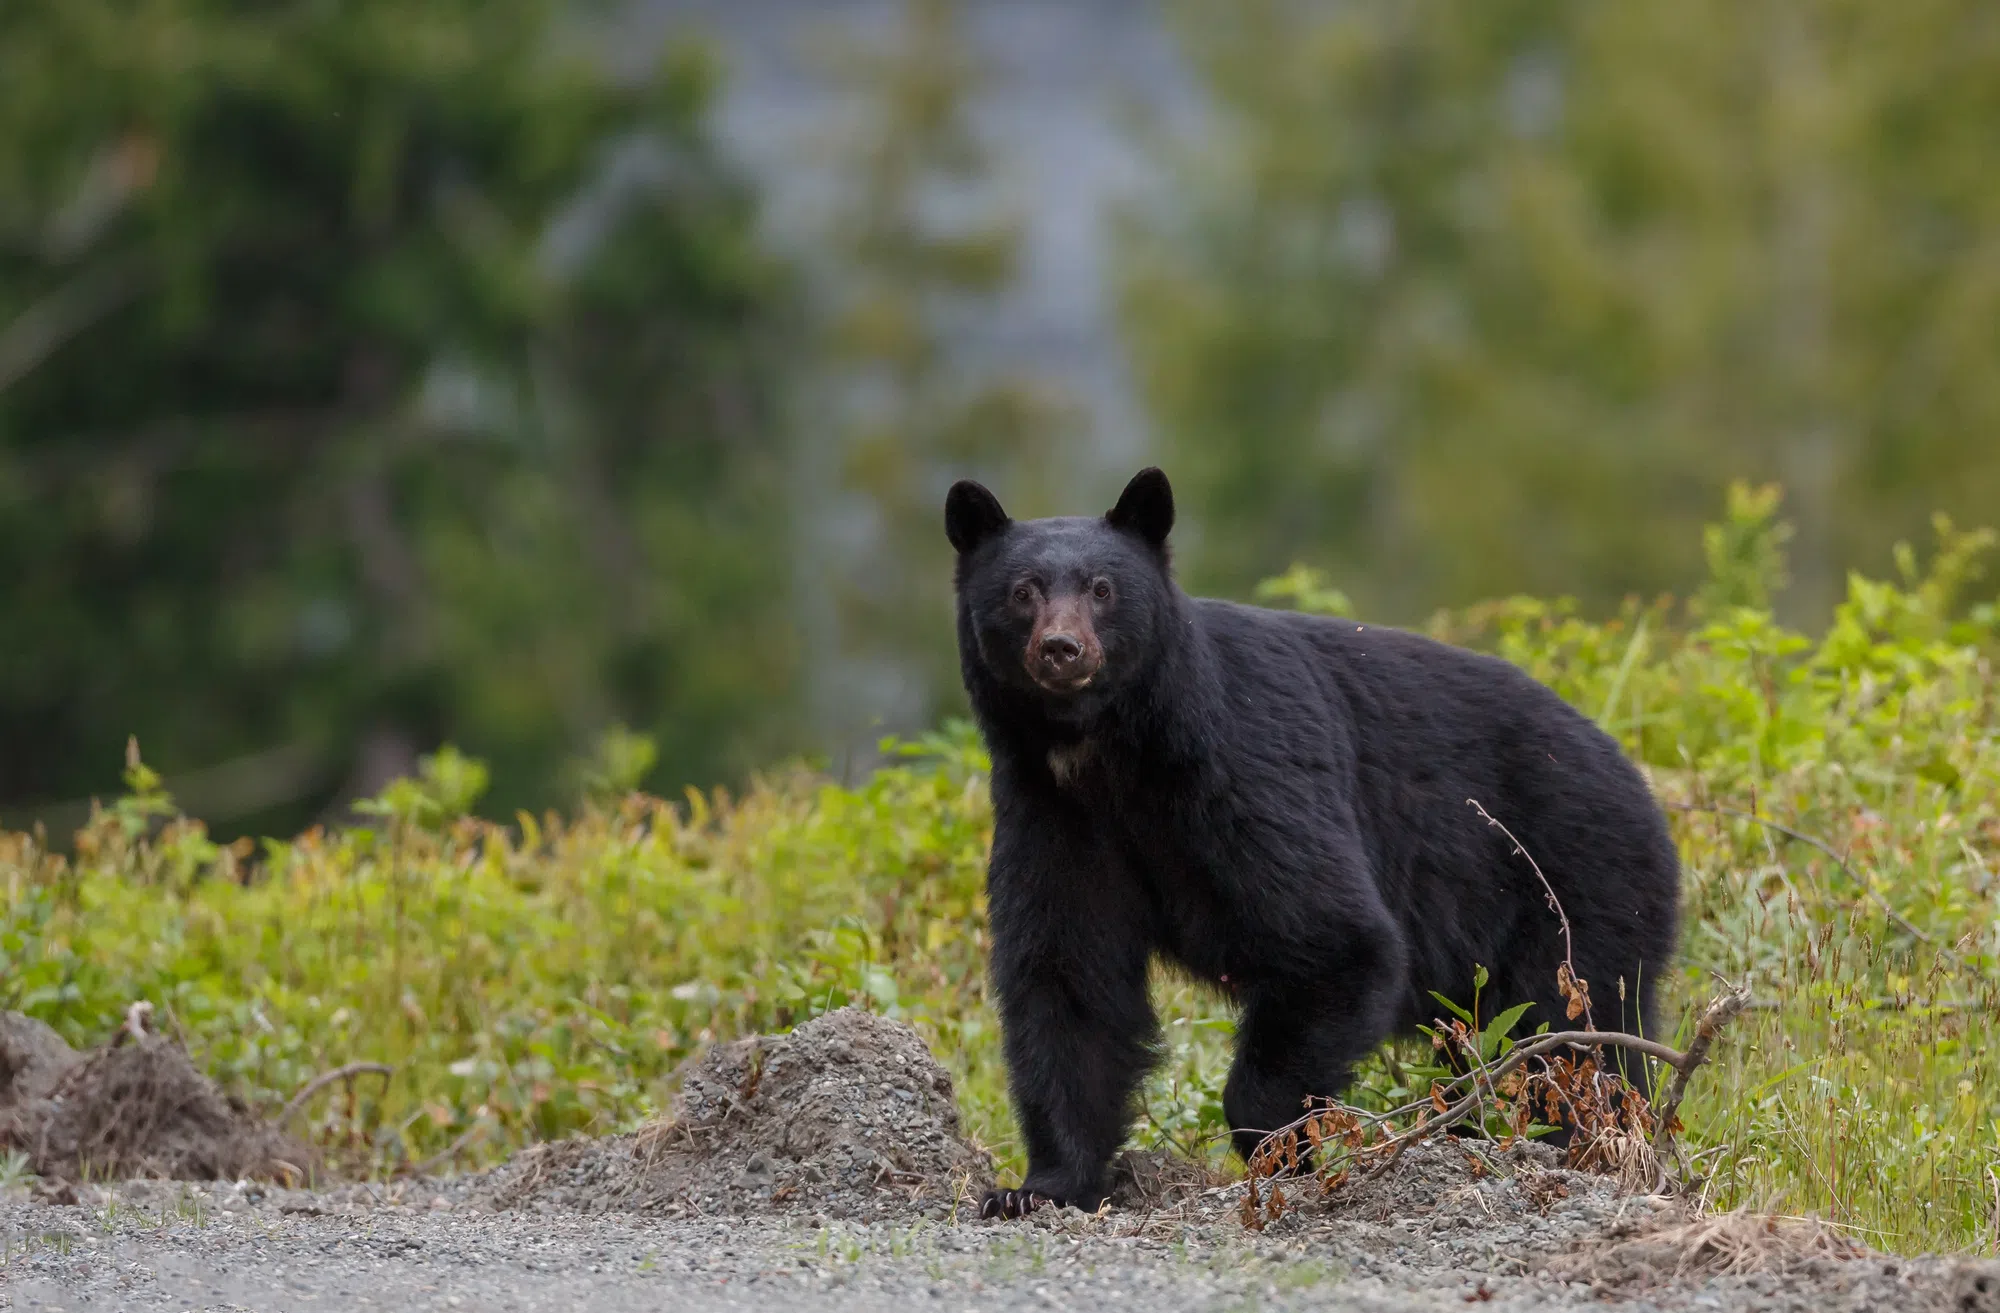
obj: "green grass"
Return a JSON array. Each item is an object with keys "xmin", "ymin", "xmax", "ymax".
[{"xmin": 1, "ymin": 485, "xmax": 1995, "ymax": 1253}]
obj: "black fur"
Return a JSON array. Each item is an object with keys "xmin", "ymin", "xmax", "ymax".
[{"xmin": 948, "ymin": 468, "xmax": 1682, "ymax": 1217}]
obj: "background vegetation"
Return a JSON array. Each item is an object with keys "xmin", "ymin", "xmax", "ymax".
[
  {"xmin": 4, "ymin": 492, "xmax": 1994, "ymax": 1253},
  {"xmin": 8, "ymin": 0, "xmax": 2000, "ymax": 825},
  {"xmin": 1124, "ymin": 0, "xmax": 2000, "ymax": 620},
  {"xmin": 802, "ymin": 0, "xmax": 1079, "ymax": 750},
  {"xmin": 0, "ymin": 0, "xmax": 798, "ymax": 832}
]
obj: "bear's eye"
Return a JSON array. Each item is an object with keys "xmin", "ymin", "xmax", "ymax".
[
  {"xmin": 1012, "ymin": 583, "xmax": 1034, "ymax": 604},
  {"xmin": 1091, "ymin": 579, "xmax": 1112, "ymax": 600}
]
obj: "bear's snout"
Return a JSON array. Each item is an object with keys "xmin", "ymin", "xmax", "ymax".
[
  {"xmin": 1026, "ymin": 597, "xmax": 1104, "ymax": 692},
  {"xmin": 1040, "ymin": 631, "xmax": 1083, "ymax": 664}
]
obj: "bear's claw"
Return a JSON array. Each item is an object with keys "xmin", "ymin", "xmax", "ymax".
[{"xmin": 979, "ymin": 1188, "xmax": 1054, "ymax": 1219}]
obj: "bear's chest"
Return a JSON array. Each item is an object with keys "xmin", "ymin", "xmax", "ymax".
[
  {"xmin": 1137, "ymin": 842, "xmax": 1238, "ymax": 976},
  {"xmin": 1038, "ymin": 741, "xmax": 1251, "ymax": 989},
  {"xmin": 1046, "ymin": 740, "xmax": 1097, "ymax": 791}
]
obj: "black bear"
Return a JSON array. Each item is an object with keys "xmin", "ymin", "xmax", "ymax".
[{"xmin": 947, "ymin": 467, "xmax": 1681, "ymax": 1219}]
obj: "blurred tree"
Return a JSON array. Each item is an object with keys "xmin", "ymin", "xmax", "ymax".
[
  {"xmin": 0, "ymin": 0, "xmax": 799, "ymax": 830},
  {"xmin": 1121, "ymin": 0, "xmax": 2000, "ymax": 622},
  {"xmin": 802, "ymin": 0, "xmax": 1078, "ymax": 752}
]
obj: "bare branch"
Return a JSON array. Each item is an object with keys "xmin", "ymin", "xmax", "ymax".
[
  {"xmin": 1467, "ymin": 799, "xmax": 1593, "ymax": 1028},
  {"xmin": 280, "ymin": 1062, "xmax": 394, "ymax": 1126},
  {"xmin": 1250, "ymin": 1026, "xmax": 1684, "ymax": 1164},
  {"xmin": 1653, "ymin": 980, "xmax": 1753, "ymax": 1153},
  {"xmin": 1243, "ymin": 983, "xmax": 1754, "ymax": 1213}
]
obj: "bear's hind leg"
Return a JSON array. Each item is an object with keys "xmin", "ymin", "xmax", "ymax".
[{"xmin": 1223, "ymin": 964, "xmax": 1402, "ymax": 1166}]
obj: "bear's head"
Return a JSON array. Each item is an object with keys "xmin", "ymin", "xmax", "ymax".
[{"xmin": 945, "ymin": 467, "xmax": 1176, "ymax": 714}]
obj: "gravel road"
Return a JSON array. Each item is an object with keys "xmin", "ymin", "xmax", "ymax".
[
  {"xmin": 6, "ymin": 1164, "xmax": 1994, "ymax": 1313},
  {"xmin": 6, "ymin": 1009, "xmax": 1996, "ymax": 1312}
]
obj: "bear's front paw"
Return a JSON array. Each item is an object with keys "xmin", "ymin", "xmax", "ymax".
[
  {"xmin": 979, "ymin": 1183, "xmax": 1111, "ymax": 1219},
  {"xmin": 979, "ymin": 1187, "xmax": 1055, "ymax": 1220}
]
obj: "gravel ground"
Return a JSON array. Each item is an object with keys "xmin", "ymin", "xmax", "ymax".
[
  {"xmin": 6, "ymin": 1008, "xmax": 1997, "ymax": 1312},
  {"xmin": 6, "ymin": 1160, "xmax": 1995, "ymax": 1312}
]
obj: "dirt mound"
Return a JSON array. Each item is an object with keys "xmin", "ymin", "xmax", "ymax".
[
  {"xmin": 0, "ymin": 1012, "xmax": 316, "ymax": 1185},
  {"xmin": 1535, "ymin": 1211, "xmax": 1978, "ymax": 1309},
  {"xmin": 1545, "ymin": 1210, "xmax": 1875, "ymax": 1287},
  {"xmin": 470, "ymin": 1007, "xmax": 992, "ymax": 1221},
  {"xmin": 0, "ymin": 1012, "xmax": 82, "ymax": 1104}
]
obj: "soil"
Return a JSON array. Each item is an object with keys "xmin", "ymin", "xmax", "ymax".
[
  {"xmin": 466, "ymin": 1006, "xmax": 992, "ymax": 1222},
  {"xmin": 3, "ymin": 1006, "xmax": 1996, "ymax": 1312},
  {"xmin": 0, "ymin": 1016, "xmax": 82, "ymax": 1105},
  {"xmin": 0, "ymin": 1013, "xmax": 315, "ymax": 1189}
]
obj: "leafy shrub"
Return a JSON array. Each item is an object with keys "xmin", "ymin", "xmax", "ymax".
[
  {"xmin": 1, "ymin": 728, "xmax": 1000, "ymax": 1179},
  {"xmin": 1, "ymin": 484, "xmax": 1994, "ymax": 1251}
]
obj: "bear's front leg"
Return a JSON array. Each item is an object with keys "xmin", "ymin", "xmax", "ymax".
[{"xmin": 980, "ymin": 803, "xmax": 1157, "ymax": 1218}]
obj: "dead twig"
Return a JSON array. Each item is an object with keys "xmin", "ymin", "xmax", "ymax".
[
  {"xmin": 1251, "ymin": 1026, "xmax": 1678, "ymax": 1180},
  {"xmin": 1243, "ymin": 981, "xmax": 1754, "ymax": 1225},
  {"xmin": 1337, "ymin": 1027, "xmax": 1690, "ymax": 1143},
  {"xmin": 1468, "ymin": 800, "xmax": 1593, "ymax": 1027},
  {"xmin": 1400, "ymin": 1028, "xmax": 1681, "ymax": 1142},
  {"xmin": 1652, "ymin": 980, "xmax": 1752, "ymax": 1157},
  {"xmin": 280, "ymin": 1062, "xmax": 394, "ymax": 1126}
]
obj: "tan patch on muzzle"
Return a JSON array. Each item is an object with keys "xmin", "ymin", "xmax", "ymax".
[{"xmin": 1026, "ymin": 594, "xmax": 1104, "ymax": 692}]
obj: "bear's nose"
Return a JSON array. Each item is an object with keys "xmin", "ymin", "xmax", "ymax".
[{"xmin": 1040, "ymin": 632, "xmax": 1083, "ymax": 666}]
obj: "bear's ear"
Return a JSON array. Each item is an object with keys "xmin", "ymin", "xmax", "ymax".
[
  {"xmin": 945, "ymin": 480, "xmax": 1010, "ymax": 554},
  {"xmin": 1106, "ymin": 467, "xmax": 1174, "ymax": 549}
]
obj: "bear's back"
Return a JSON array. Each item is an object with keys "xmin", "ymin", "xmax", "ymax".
[
  {"xmin": 1185, "ymin": 597, "xmax": 1580, "ymax": 752},
  {"xmin": 1183, "ymin": 595, "xmax": 1669, "ymax": 871}
]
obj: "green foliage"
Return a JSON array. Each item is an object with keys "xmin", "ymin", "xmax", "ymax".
[
  {"xmin": 352, "ymin": 746, "xmax": 490, "ymax": 833},
  {"xmin": 1696, "ymin": 482, "xmax": 1794, "ymax": 618},
  {"xmin": 2, "ymin": 493, "xmax": 1995, "ymax": 1252},
  {"xmin": 0, "ymin": 0, "xmax": 800, "ymax": 829},
  {"xmin": 1122, "ymin": 0, "xmax": 2000, "ymax": 620},
  {"xmin": 1, "ymin": 728, "xmax": 1003, "ymax": 1179},
  {"xmin": 1426, "ymin": 968, "xmax": 1539, "ymax": 1069},
  {"xmin": 0, "ymin": 1149, "xmax": 37, "ymax": 1192},
  {"xmin": 570, "ymin": 725, "xmax": 661, "ymax": 807},
  {"xmin": 1252, "ymin": 564, "xmax": 1354, "ymax": 618},
  {"xmin": 1410, "ymin": 500, "xmax": 1997, "ymax": 1250}
]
